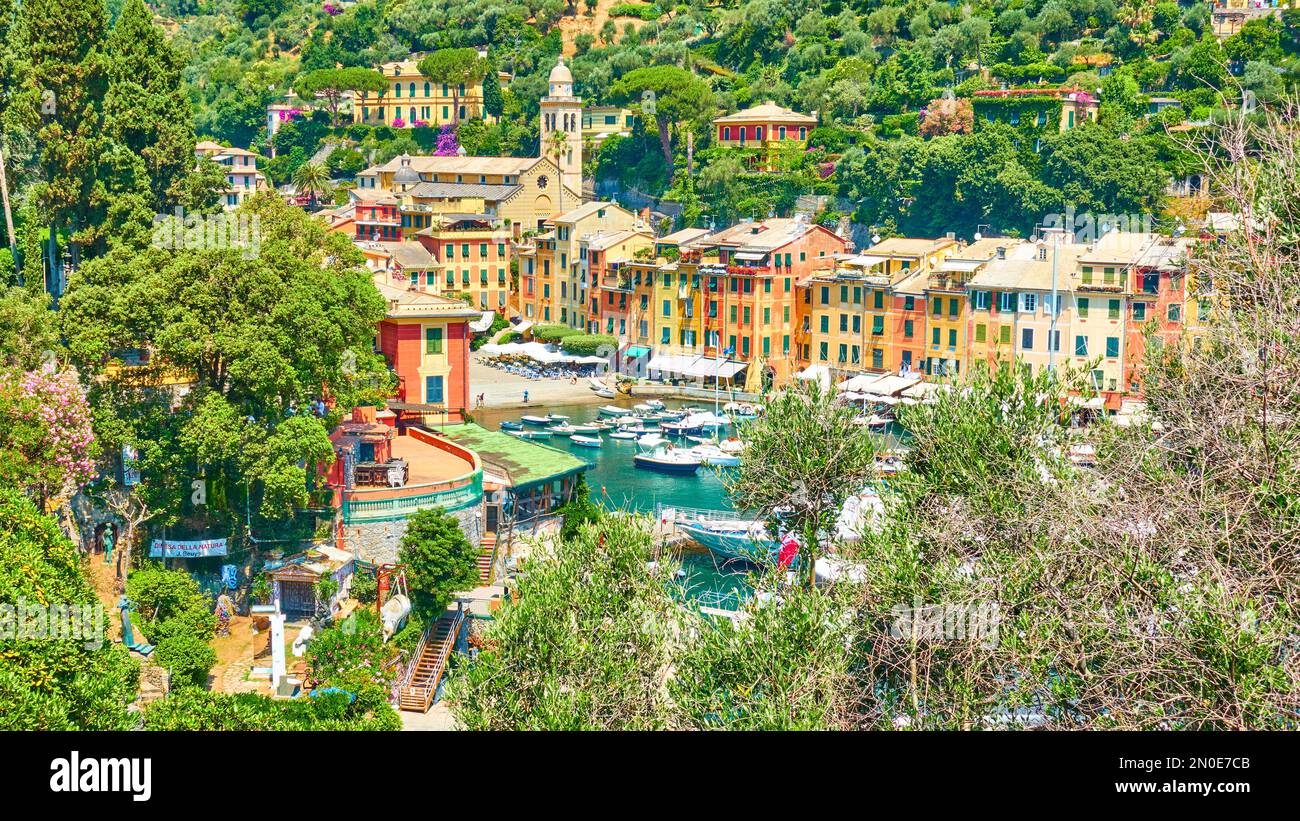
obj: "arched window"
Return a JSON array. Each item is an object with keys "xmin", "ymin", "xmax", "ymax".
[
  {"xmin": 722, "ymin": 126, "xmax": 731, "ymax": 140},
  {"xmin": 410, "ymin": 107, "xmax": 417, "ymax": 123},
  {"xmin": 779, "ymin": 126, "xmax": 787, "ymax": 139},
  {"xmin": 799, "ymin": 127, "xmax": 807, "ymax": 139},
  {"xmin": 755, "ymin": 126, "xmax": 764, "ymax": 140},
  {"xmin": 394, "ymin": 84, "xmax": 401, "ymax": 98},
  {"xmin": 424, "ymin": 82, "xmax": 431, "ymax": 97}
]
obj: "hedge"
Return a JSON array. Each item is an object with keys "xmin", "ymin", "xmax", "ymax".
[
  {"xmin": 560, "ymin": 334, "xmax": 618, "ymax": 357},
  {"xmin": 532, "ymin": 324, "xmax": 582, "ymax": 342}
]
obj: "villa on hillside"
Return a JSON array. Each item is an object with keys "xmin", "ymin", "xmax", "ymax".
[{"xmin": 712, "ymin": 101, "xmax": 819, "ymax": 172}]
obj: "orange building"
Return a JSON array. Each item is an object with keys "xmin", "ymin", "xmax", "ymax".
[
  {"xmin": 695, "ymin": 217, "xmax": 849, "ymax": 384},
  {"xmin": 374, "ymin": 281, "xmax": 481, "ymax": 425}
]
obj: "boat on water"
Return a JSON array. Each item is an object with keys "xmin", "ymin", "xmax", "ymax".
[
  {"xmin": 642, "ymin": 399, "xmax": 666, "ymax": 410},
  {"xmin": 546, "ymin": 413, "xmax": 570, "ymax": 423},
  {"xmin": 679, "ymin": 519, "xmax": 775, "ymax": 563},
  {"xmin": 636, "ymin": 432, "xmax": 668, "ymax": 449},
  {"xmin": 608, "ymin": 430, "xmax": 638, "ymax": 440},
  {"xmin": 571, "ymin": 435, "xmax": 602, "ymax": 448},
  {"xmin": 688, "ymin": 444, "xmax": 741, "ymax": 467},
  {"xmin": 569, "ymin": 423, "xmax": 603, "ymax": 434},
  {"xmin": 634, "ymin": 446, "xmax": 702, "ymax": 474},
  {"xmin": 499, "ymin": 420, "xmax": 523, "ymax": 431},
  {"xmin": 597, "ymin": 404, "xmax": 628, "ymax": 417},
  {"xmin": 521, "ymin": 415, "xmax": 552, "ymax": 426},
  {"xmin": 549, "ymin": 424, "xmax": 578, "ymax": 437},
  {"xmin": 509, "ymin": 429, "xmax": 552, "ymax": 440}
]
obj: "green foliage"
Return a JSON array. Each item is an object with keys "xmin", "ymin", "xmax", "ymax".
[
  {"xmin": 305, "ymin": 608, "xmax": 395, "ymax": 688},
  {"xmin": 0, "ymin": 487, "xmax": 138, "ymax": 729},
  {"xmin": 142, "ymin": 686, "xmax": 400, "ymax": 730},
  {"xmin": 60, "ymin": 196, "xmax": 392, "ymax": 524},
  {"xmin": 727, "ymin": 379, "xmax": 878, "ymax": 583},
  {"xmin": 558, "ymin": 333, "xmax": 616, "ymax": 356},
  {"xmin": 350, "ymin": 568, "xmax": 378, "ymax": 605},
  {"xmin": 153, "ymin": 630, "xmax": 217, "ymax": 687},
  {"xmin": 553, "ymin": 475, "xmax": 601, "ymax": 540},
  {"xmin": 531, "ymin": 323, "xmax": 580, "ymax": 342},
  {"xmin": 670, "ymin": 580, "xmax": 855, "ymax": 729},
  {"xmin": 448, "ymin": 514, "xmax": 684, "ymax": 729},
  {"xmin": 397, "ymin": 507, "xmax": 479, "ymax": 615}
]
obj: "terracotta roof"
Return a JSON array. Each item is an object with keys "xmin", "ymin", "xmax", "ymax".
[{"xmin": 714, "ymin": 101, "xmax": 818, "ymax": 125}]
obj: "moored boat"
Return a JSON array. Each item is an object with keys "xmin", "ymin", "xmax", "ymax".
[
  {"xmin": 633, "ymin": 448, "xmax": 702, "ymax": 474},
  {"xmin": 571, "ymin": 435, "xmax": 602, "ymax": 448},
  {"xmin": 679, "ymin": 519, "xmax": 776, "ymax": 563},
  {"xmin": 499, "ymin": 420, "xmax": 523, "ymax": 431},
  {"xmin": 597, "ymin": 404, "xmax": 628, "ymax": 417},
  {"xmin": 521, "ymin": 415, "xmax": 552, "ymax": 426},
  {"xmin": 546, "ymin": 413, "xmax": 570, "ymax": 423},
  {"xmin": 549, "ymin": 424, "xmax": 578, "ymax": 437},
  {"xmin": 608, "ymin": 430, "xmax": 638, "ymax": 440},
  {"xmin": 509, "ymin": 429, "xmax": 552, "ymax": 440},
  {"xmin": 688, "ymin": 444, "xmax": 741, "ymax": 467}
]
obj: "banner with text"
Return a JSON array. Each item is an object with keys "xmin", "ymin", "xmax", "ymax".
[{"xmin": 149, "ymin": 538, "xmax": 228, "ymax": 558}]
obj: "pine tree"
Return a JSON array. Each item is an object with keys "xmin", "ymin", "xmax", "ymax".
[{"xmin": 102, "ymin": 0, "xmax": 196, "ymax": 214}]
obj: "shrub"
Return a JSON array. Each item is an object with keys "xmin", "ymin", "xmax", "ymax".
[
  {"xmin": 141, "ymin": 686, "xmax": 400, "ymax": 730},
  {"xmin": 350, "ymin": 570, "xmax": 378, "ymax": 605},
  {"xmin": 306, "ymin": 609, "xmax": 395, "ymax": 688},
  {"xmin": 127, "ymin": 565, "xmax": 217, "ymax": 644},
  {"xmin": 532, "ymin": 324, "xmax": 581, "ymax": 343},
  {"xmin": 559, "ymin": 334, "xmax": 617, "ymax": 357},
  {"xmin": 154, "ymin": 632, "xmax": 217, "ymax": 688},
  {"xmin": 397, "ymin": 507, "xmax": 479, "ymax": 615}
]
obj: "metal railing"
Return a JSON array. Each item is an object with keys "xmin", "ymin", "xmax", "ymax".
[
  {"xmin": 342, "ymin": 472, "xmax": 483, "ymax": 523},
  {"xmin": 400, "ymin": 611, "xmax": 464, "ymax": 710}
]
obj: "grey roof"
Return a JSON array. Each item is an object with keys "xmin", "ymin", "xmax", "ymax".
[{"xmin": 404, "ymin": 181, "xmax": 523, "ymax": 201}]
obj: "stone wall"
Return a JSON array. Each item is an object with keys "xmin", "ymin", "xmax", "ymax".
[{"xmin": 343, "ymin": 503, "xmax": 483, "ymax": 566}]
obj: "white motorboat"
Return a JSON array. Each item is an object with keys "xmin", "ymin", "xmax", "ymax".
[
  {"xmin": 608, "ymin": 430, "xmax": 638, "ymax": 440},
  {"xmin": 546, "ymin": 413, "xmax": 570, "ymax": 423},
  {"xmin": 597, "ymin": 404, "xmax": 628, "ymax": 417},
  {"xmin": 688, "ymin": 444, "xmax": 741, "ymax": 467},
  {"xmin": 636, "ymin": 432, "xmax": 667, "ymax": 449},
  {"xmin": 571, "ymin": 435, "xmax": 602, "ymax": 448},
  {"xmin": 594, "ymin": 388, "xmax": 616, "ymax": 399},
  {"xmin": 548, "ymin": 424, "xmax": 578, "ymax": 437},
  {"xmin": 569, "ymin": 423, "xmax": 603, "ymax": 434}
]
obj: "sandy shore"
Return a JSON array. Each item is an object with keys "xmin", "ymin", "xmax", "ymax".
[{"xmin": 469, "ymin": 354, "xmax": 609, "ymax": 410}]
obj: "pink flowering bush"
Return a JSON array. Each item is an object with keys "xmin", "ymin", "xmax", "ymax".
[
  {"xmin": 391, "ymin": 117, "xmax": 406, "ymax": 128},
  {"xmin": 433, "ymin": 124, "xmax": 460, "ymax": 156},
  {"xmin": 0, "ymin": 364, "xmax": 98, "ymax": 502}
]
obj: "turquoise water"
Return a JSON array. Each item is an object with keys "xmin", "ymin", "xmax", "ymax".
[
  {"xmin": 474, "ymin": 398, "xmax": 750, "ymax": 606},
  {"xmin": 473, "ymin": 398, "xmax": 736, "ymax": 514}
]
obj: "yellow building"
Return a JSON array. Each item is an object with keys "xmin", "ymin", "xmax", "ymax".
[
  {"xmin": 517, "ymin": 201, "xmax": 650, "ymax": 329},
  {"xmin": 967, "ymin": 238, "xmax": 1086, "ymax": 377},
  {"xmin": 1070, "ymin": 231, "xmax": 1147, "ymax": 401},
  {"xmin": 355, "ymin": 153, "xmax": 579, "ymax": 238},
  {"xmin": 352, "ymin": 58, "xmax": 584, "ymax": 238},
  {"xmin": 919, "ymin": 237, "xmax": 1013, "ymax": 379},
  {"xmin": 354, "ymin": 57, "xmax": 503, "ymax": 128},
  {"xmin": 583, "ymin": 106, "xmax": 636, "ymax": 149}
]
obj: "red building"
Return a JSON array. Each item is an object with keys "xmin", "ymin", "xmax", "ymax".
[
  {"xmin": 374, "ymin": 280, "xmax": 481, "ymax": 425},
  {"xmin": 1124, "ymin": 236, "xmax": 1195, "ymax": 397}
]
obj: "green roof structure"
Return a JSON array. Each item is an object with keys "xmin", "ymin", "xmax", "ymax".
[{"xmin": 432, "ymin": 423, "xmax": 589, "ymax": 492}]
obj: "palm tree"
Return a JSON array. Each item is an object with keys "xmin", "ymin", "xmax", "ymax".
[{"xmin": 292, "ymin": 161, "xmax": 333, "ymax": 211}]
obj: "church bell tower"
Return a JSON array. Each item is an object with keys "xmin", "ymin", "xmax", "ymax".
[{"xmin": 539, "ymin": 56, "xmax": 583, "ymax": 202}]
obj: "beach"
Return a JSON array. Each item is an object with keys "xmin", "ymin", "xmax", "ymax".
[{"xmin": 469, "ymin": 353, "xmax": 608, "ymax": 410}]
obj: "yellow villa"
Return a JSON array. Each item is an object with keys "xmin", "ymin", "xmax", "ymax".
[{"xmin": 354, "ymin": 57, "xmax": 506, "ymax": 128}]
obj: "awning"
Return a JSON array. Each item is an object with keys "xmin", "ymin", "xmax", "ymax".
[
  {"xmin": 682, "ymin": 356, "xmax": 747, "ymax": 379},
  {"xmin": 469, "ymin": 311, "xmax": 495, "ymax": 332},
  {"xmin": 847, "ymin": 254, "xmax": 889, "ymax": 268},
  {"xmin": 624, "ymin": 345, "xmax": 652, "ymax": 358},
  {"xmin": 795, "ymin": 364, "xmax": 832, "ymax": 389},
  {"xmin": 936, "ymin": 259, "xmax": 985, "ymax": 274},
  {"xmin": 511, "ymin": 320, "xmax": 533, "ymax": 334},
  {"xmin": 646, "ymin": 353, "xmax": 696, "ymax": 374},
  {"xmin": 734, "ymin": 251, "xmax": 767, "ymax": 261}
]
